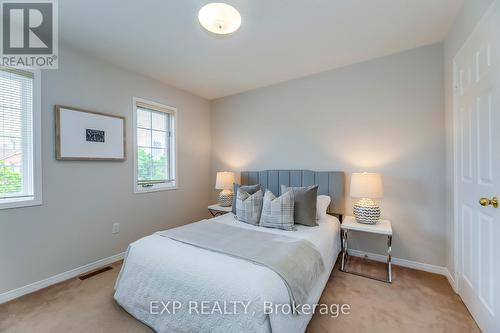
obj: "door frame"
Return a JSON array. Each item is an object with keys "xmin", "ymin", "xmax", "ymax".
[
  {"xmin": 451, "ymin": 0, "xmax": 497, "ymax": 296},
  {"xmin": 451, "ymin": 55, "xmax": 460, "ymax": 293}
]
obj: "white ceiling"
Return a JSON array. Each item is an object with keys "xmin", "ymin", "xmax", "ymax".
[{"xmin": 60, "ymin": 0, "xmax": 463, "ymax": 99}]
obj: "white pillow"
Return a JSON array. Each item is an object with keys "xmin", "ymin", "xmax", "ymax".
[{"xmin": 316, "ymin": 195, "xmax": 331, "ymax": 219}]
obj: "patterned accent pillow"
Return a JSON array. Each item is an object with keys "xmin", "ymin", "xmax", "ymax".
[
  {"xmin": 260, "ymin": 190, "xmax": 295, "ymax": 231},
  {"xmin": 235, "ymin": 188, "xmax": 263, "ymax": 225},
  {"xmin": 232, "ymin": 183, "xmax": 261, "ymax": 214}
]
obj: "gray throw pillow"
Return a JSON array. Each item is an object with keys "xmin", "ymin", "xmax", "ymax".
[
  {"xmin": 235, "ymin": 188, "xmax": 263, "ymax": 225},
  {"xmin": 232, "ymin": 183, "xmax": 261, "ymax": 214},
  {"xmin": 281, "ymin": 185, "xmax": 319, "ymax": 226},
  {"xmin": 260, "ymin": 190, "xmax": 295, "ymax": 231}
]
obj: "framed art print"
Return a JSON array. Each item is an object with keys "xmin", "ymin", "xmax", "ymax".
[{"xmin": 55, "ymin": 105, "xmax": 126, "ymax": 161}]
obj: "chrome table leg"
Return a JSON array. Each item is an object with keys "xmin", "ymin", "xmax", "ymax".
[
  {"xmin": 387, "ymin": 235, "xmax": 392, "ymax": 283},
  {"xmin": 340, "ymin": 228, "xmax": 392, "ymax": 284},
  {"xmin": 341, "ymin": 229, "xmax": 348, "ymax": 272}
]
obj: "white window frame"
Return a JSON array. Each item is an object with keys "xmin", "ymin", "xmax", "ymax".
[
  {"xmin": 0, "ymin": 68, "xmax": 42, "ymax": 210},
  {"xmin": 133, "ymin": 97, "xmax": 178, "ymax": 194}
]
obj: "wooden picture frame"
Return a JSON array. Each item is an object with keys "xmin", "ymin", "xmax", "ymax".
[{"xmin": 55, "ymin": 105, "xmax": 126, "ymax": 161}]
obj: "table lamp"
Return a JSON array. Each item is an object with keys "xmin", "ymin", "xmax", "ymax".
[
  {"xmin": 216, "ymin": 171, "xmax": 235, "ymax": 207},
  {"xmin": 350, "ymin": 172, "xmax": 383, "ymax": 224}
]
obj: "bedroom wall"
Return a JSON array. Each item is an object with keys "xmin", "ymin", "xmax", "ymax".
[
  {"xmin": 0, "ymin": 44, "xmax": 212, "ymax": 295},
  {"xmin": 443, "ymin": 0, "xmax": 494, "ymax": 283},
  {"xmin": 211, "ymin": 43, "xmax": 446, "ymax": 267}
]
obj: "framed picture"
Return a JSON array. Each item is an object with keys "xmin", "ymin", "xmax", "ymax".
[{"xmin": 55, "ymin": 105, "xmax": 126, "ymax": 161}]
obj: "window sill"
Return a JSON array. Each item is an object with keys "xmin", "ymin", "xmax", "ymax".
[
  {"xmin": 134, "ymin": 184, "xmax": 178, "ymax": 194},
  {"xmin": 0, "ymin": 197, "xmax": 42, "ymax": 210}
]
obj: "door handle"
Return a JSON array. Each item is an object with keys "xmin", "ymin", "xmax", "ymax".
[{"xmin": 479, "ymin": 197, "xmax": 498, "ymax": 208}]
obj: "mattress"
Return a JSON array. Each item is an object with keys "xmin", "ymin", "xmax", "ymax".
[{"xmin": 114, "ymin": 213, "xmax": 341, "ymax": 333}]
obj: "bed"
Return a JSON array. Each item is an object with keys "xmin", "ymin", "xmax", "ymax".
[{"xmin": 114, "ymin": 170, "xmax": 345, "ymax": 333}]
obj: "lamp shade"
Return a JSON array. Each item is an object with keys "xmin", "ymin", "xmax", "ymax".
[
  {"xmin": 215, "ymin": 172, "xmax": 235, "ymax": 190},
  {"xmin": 350, "ymin": 172, "xmax": 383, "ymax": 199}
]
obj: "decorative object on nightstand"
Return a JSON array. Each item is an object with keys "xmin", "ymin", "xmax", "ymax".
[
  {"xmin": 340, "ymin": 216, "xmax": 393, "ymax": 283},
  {"xmin": 208, "ymin": 204, "xmax": 232, "ymax": 217},
  {"xmin": 215, "ymin": 171, "xmax": 235, "ymax": 206},
  {"xmin": 350, "ymin": 172, "xmax": 383, "ymax": 224}
]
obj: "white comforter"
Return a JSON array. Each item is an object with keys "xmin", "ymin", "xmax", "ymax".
[{"xmin": 114, "ymin": 213, "xmax": 341, "ymax": 333}]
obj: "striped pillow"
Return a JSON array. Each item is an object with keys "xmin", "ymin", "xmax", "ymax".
[
  {"xmin": 259, "ymin": 190, "xmax": 295, "ymax": 231},
  {"xmin": 235, "ymin": 188, "xmax": 263, "ymax": 225}
]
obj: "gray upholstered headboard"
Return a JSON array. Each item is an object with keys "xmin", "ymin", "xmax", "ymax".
[{"xmin": 240, "ymin": 170, "xmax": 345, "ymax": 217}]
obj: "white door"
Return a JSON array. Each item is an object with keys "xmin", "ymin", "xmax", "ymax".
[{"xmin": 454, "ymin": 1, "xmax": 500, "ymax": 332}]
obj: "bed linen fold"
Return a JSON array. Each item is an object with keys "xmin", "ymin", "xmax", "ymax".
[
  {"xmin": 157, "ymin": 219, "xmax": 325, "ymax": 307},
  {"xmin": 114, "ymin": 214, "xmax": 341, "ymax": 333}
]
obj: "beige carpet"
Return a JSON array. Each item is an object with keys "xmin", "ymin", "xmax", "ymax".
[{"xmin": 0, "ymin": 257, "xmax": 479, "ymax": 333}]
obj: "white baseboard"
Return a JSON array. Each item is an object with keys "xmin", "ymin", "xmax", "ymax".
[
  {"xmin": 347, "ymin": 249, "xmax": 449, "ymax": 276},
  {"xmin": 0, "ymin": 249, "xmax": 457, "ymax": 305},
  {"xmin": 0, "ymin": 252, "xmax": 124, "ymax": 305},
  {"xmin": 445, "ymin": 269, "xmax": 458, "ymax": 293}
]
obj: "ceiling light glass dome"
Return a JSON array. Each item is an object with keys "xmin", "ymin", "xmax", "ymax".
[{"xmin": 198, "ymin": 3, "xmax": 242, "ymax": 35}]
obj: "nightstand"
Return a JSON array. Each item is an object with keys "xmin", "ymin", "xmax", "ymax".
[
  {"xmin": 208, "ymin": 204, "xmax": 232, "ymax": 217},
  {"xmin": 340, "ymin": 215, "xmax": 393, "ymax": 283}
]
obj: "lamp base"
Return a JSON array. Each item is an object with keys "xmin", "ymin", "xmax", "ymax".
[
  {"xmin": 353, "ymin": 198, "xmax": 380, "ymax": 224},
  {"xmin": 218, "ymin": 189, "xmax": 233, "ymax": 207}
]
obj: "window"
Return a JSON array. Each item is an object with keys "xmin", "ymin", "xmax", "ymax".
[
  {"xmin": 133, "ymin": 97, "xmax": 177, "ymax": 193},
  {"xmin": 0, "ymin": 67, "xmax": 41, "ymax": 209}
]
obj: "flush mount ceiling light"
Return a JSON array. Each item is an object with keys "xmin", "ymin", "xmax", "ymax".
[{"xmin": 198, "ymin": 2, "xmax": 241, "ymax": 35}]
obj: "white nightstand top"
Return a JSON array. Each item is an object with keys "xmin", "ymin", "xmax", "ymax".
[
  {"xmin": 208, "ymin": 204, "xmax": 232, "ymax": 212},
  {"xmin": 341, "ymin": 216, "xmax": 392, "ymax": 235}
]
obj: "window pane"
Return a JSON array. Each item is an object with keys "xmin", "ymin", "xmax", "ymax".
[
  {"xmin": 135, "ymin": 101, "xmax": 175, "ymax": 190},
  {"xmin": 152, "ymin": 112, "xmax": 166, "ymax": 131},
  {"xmin": 137, "ymin": 108, "xmax": 151, "ymax": 128},
  {"xmin": 151, "ymin": 130, "xmax": 166, "ymax": 148},
  {"xmin": 137, "ymin": 147, "xmax": 152, "ymax": 180},
  {"xmin": 0, "ymin": 137, "xmax": 22, "ymax": 191},
  {"xmin": 0, "ymin": 69, "xmax": 33, "ymax": 200},
  {"xmin": 0, "ymin": 161, "xmax": 22, "ymax": 195},
  {"xmin": 0, "ymin": 136, "xmax": 21, "ymax": 150},
  {"xmin": 137, "ymin": 128, "xmax": 151, "ymax": 147},
  {"xmin": 0, "ymin": 109, "xmax": 22, "ymax": 137},
  {"xmin": 152, "ymin": 148, "xmax": 167, "ymax": 180},
  {"xmin": 0, "ymin": 76, "xmax": 22, "ymax": 109}
]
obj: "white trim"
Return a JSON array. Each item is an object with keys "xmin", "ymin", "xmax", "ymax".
[
  {"xmin": 451, "ymin": 55, "xmax": 461, "ymax": 294},
  {"xmin": 446, "ymin": 268, "xmax": 458, "ymax": 293},
  {"xmin": 134, "ymin": 183, "xmax": 178, "ymax": 194},
  {"xmin": 347, "ymin": 249, "xmax": 449, "ymax": 277},
  {"xmin": 0, "ymin": 69, "xmax": 42, "ymax": 210},
  {"xmin": 132, "ymin": 97, "xmax": 178, "ymax": 194},
  {"xmin": 0, "ymin": 196, "xmax": 41, "ymax": 210},
  {"xmin": 0, "ymin": 252, "xmax": 124, "ymax": 305}
]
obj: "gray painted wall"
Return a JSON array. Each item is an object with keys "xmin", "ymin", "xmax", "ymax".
[
  {"xmin": 0, "ymin": 44, "xmax": 212, "ymax": 294},
  {"xmin": 3, "ymin": 8, "xmax": 481, "ymax": 294},
  {"xmin": 211, "ymin": 44, "xmax": 446, "ymax": 266},
  {"xmin": 443, "ymin": 0, "xmax": 494, "ymax": 278}
]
